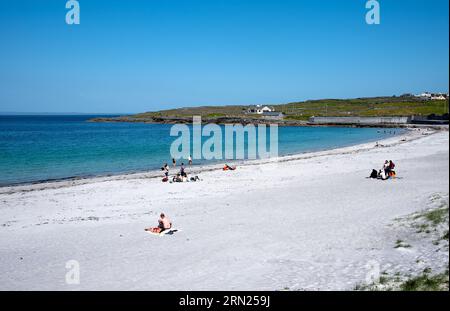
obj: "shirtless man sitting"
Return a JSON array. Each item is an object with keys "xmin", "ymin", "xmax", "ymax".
[{"xmin": 145, "ymin": 213, "xmax": 172, "ymax": 233}]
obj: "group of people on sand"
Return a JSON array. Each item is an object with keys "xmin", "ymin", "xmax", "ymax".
[
  {"xmin": 370, "ymin": 160, "xmax": 396, "ymax": 180},
  {"xmin": 162, "ymin": 156, "xmax": 200, "ymax": 183},
  {"xmin": 162, "ymin": 155, "xmax": 238, "ymax": 182}
]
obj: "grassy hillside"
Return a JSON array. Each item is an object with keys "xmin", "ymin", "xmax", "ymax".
[
  {"xmin": 278, "ymin": 97, "xmax": 449, "ymax": 121},
  {"xmin": 133, "ymin": 105, "xmax": 249, "ymax": 119},
  {"xmin": 132, "ymin": 96, "xmax": 449, "ymax": 121}
]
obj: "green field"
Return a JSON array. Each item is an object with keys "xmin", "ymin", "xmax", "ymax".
[{"xmin": 132, "ymin": 96, "xmax": 449, "ymax": 121}]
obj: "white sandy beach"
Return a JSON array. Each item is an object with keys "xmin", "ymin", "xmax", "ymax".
[{"xmin": 0, "ymin": 128, "xmax": 448, "ymax": 290}]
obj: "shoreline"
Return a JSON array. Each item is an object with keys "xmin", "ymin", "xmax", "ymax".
[
  {"xmin": 0, "ymin": 126, "xmax": 438, "ymax": 194},
  {"xmin": 89, "ymin": 115, "xmax": 449, "ymax": 128}
]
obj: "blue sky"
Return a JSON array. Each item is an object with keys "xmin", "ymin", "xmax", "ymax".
[{"xmin": 0, "ymin": 0, "xmax": 448, "ymax": 113}]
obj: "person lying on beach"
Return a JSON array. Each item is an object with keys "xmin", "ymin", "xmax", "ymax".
[
  {"xmin": 223, "ymin": 164, "xmax": 236, "ymax": 171},
  {"xmin": 145, "ymin": 213, "xmax": 172, "ymax": 233},
  {"xmin": 190, "ymin": 176, "xmax": 200, "ymax": 182}
]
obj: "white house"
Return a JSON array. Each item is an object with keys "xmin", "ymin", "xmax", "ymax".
[
  {"xmin": 431, "ymin": 93, "xmax": 447, "ymax": 100},
  {"xmin": 415, "ymin": 92, "xmax": 448, "ymax": 100},
  {"xmin": 247, "ymin": 105, "xmax": 274, "ymax": 114},
  {"xmin": 416, "ymin": 92, "xmax": 432, "ymax": 99}
]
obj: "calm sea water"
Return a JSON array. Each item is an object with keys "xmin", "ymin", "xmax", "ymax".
[{"xmin": 0, "ymin": 115, "xmax": 403, "ymax": 186}]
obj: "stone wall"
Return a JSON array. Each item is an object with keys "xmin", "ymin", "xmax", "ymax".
[{"xmin": 308, "ymin": 116, "xmax": 410, "ymax": 125}]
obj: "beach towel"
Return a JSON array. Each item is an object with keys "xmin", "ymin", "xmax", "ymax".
[{"xmin": 145, "ymin": 228, "xmax": 180, "ymax": 236}]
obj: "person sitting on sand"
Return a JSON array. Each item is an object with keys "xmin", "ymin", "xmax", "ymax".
[
  {"xmin": 389, "ymin": 160, "xmax": 395, "ymax": 171},
  {"xmin": 388, "ymin": 160, "xmax": 396, "ymax": 178},
  {"xmin": 172, "ymin": 173, "xmax": 183, "ymax": 182},
  {"xmin": 383, "ymin": 160, "xmax": 391, "ymax": 175},
  {"xmin": 158, "ymin": 213, "xmax": 171, "ymax": 231},
  {"xmin": 145, "ymin": 213, "xmax": 172, "ymax": 233},
  {"xmin": 223, "ymin": 164, "xmax": 236, "ymax": 171}
]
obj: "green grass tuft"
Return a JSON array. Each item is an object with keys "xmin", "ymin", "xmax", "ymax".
[
  {"xmin": 424, "ymin": 207, "xmax": 449, "ymax": 226},
  {"xmin": 400, "ymin": 272, "xmax": 449, "ymax": 291}
]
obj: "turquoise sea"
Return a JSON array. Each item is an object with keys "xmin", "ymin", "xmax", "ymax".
[{"xmin": 0, "ymin": 115, "xmax": 404, "ymax": 186}]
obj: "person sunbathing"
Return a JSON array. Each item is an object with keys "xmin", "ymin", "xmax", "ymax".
[
  {"xmin": 172, "ymin": 173, "xmax": 183, "ymax": 182},
  {"xmin": 223, "ymin": 164, "xmax": 236, "ymax": 171},
  {"xmin": 145, "ymin": 213, "xmax": 172, "ymax": 233}
]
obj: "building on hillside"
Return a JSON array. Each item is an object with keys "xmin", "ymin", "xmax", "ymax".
[
  {"xmin": 431, "ymin": 93, "xmax": 448, "ymax": 100},
  {"xmin": 415, "ymin": 92, "xmax": 432, "ymax": 100},
  {"xmin": 415, "ymin": 92, "xmax": 448, "ymax": 100},
  {"xmin": 247, "ymin": 105, "xmax": 274, "ymax": 114}
]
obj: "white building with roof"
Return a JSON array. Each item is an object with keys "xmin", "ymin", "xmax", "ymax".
[{"xmin": 247, "ymin": 105, "xmax": 274, "ymax": 114}]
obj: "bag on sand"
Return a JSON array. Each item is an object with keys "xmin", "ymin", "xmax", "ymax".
[{"xmin": 162, "ymin": 177, "xmax": 169, "ymax": 182}]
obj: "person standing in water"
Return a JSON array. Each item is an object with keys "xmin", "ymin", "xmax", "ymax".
[
  {"xmin": 188, "ymin": 155, "xmax": 192, "ymax": 166},
  {"xmin": 172, "ymin": 158, "xmax": 176, "ymax": 167}
]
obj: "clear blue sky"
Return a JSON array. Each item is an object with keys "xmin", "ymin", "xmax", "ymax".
[{"xmin": 0, "ymin": 0, "xmax": 448, "ymax": 113}]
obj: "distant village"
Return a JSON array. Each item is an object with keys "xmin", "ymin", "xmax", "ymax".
[
  {"xmin": 403, "ymin": 92, "xmax": 449, "ymax": 101},
  {"xmin": 244, "ymin": 92, "xmax": 448, "ymax": 121}
]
